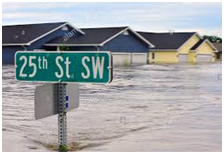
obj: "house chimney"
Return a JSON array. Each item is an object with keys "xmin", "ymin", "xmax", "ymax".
[{"xmin": 169, "ymin": 30, "xmax": 174, "ymax": 35}]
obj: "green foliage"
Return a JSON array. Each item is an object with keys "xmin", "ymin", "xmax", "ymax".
[
  {"xmin": 203, "ymin": 35, "xmax": 222, "ymax": 43},
  {"xmin": 59, "ymin": 145, "xmax": 68, "ymax": 152},
  {"xmin": 59, "ymin": 46, "xmax": 70, "ymax": 51}
]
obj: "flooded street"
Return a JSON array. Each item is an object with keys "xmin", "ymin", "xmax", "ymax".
[{"xmin": 2, "ymin": 63, "xmax": 222, "ymax": 152}]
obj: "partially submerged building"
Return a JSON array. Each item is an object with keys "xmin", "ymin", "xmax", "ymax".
[
  {"xmin": 138, "ymin": 32, "xmax": 218, "ymax": 63},
  {"xmin": 2, "ymin": 22, "xmax": 154, "ymax": 65}
]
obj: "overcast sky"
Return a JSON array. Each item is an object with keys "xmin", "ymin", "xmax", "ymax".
[{"xmin": 2, "ymin": 2, "xmax": 222, "ymax": 36}]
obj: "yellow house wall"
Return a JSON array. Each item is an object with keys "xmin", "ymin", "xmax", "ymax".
[
  {"xmin": 196, "ymin": 42, "xmax": 216, "ymax": 62},
  {"xmin": 188, "ymin": 52, "xmax": 196, "ymax": 63},
  {"xmin": 149, "ymin": 51, "xmax": 178, "ymax": 63},
  {"xmin": 178, "ymin": 34, "xmax": 201, "ymax": 54}
]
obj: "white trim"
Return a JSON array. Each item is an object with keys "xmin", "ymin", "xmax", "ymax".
[
  {"xmin": 131, "ymin": 53, "xmax": 148, "ymax": 55},
  {"xmin": 15, "ymin": 51, "xmax": 113, "ymax": 84},
  {"xmin": 100, "ymin": 28, "xmax": 128, "ymax": 46},
  {"xmin": 205, "ymin": 39, "xmax": 218, "ymax": 52},
  {"xmin": 2, "ymin": 43, "xmax": 27, "ymax": 46},
  {"xmin": 100, "ymin": 27, "xmax": 155, "ymax": 47},
  {"xmin": 3, "ymin": 22, "xmax": 85, "ymax": 46},
  {"xmin": 44, "ymin": 44, "xmax": 102, "ymax": 46},
  {"xmin": 65, "ymin": 22, "xmax": 85, "ymax": 35},
  {"xmin": 27, "ymin": 23, "xmax": 69, "ymax": 45},
  {"xmin": 127, "ymin": 27, "xmax": 155, "ymax": 48},
  {"xmin": 112, "ymin": 52, "xmax": 131, "ymax": 55},
  {"xmin": 177, "ymin": 32, "xmax": 202, "ymax": 52},
  {"xmin": 44, "ymin": 27, "xmax": 155, "ymax": 48}
]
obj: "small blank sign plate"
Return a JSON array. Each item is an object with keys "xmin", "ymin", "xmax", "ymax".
[{"xmin": 35, "ymin": 83, "xmax": 79, "ymax": 120}]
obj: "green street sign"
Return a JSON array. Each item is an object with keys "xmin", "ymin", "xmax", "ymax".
[{"xmin": 15, "ymin": 51, "xmax": 113, "ymax": 83}]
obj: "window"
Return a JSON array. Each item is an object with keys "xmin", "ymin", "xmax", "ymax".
[{"xmin": 152, "ymin": 52, "xmax": 155, "ymax": 59}]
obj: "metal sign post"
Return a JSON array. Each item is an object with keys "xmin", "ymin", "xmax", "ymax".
[{"xmin": 58, "ymin": 83, "xmax": 67, "ymax": 151}]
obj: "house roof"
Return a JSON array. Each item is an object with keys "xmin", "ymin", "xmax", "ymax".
[
  {"xmin": 2, "ymin": 22, "xmax": 84, "ymax": 46},
  {"xmin": 212, "ymin": 43, "xmax": 222, "ymax": 52},
  {"xmin": 46, "ymin": 27, "xmax": 128, "ymax": 46},
  {"xmin": 45, "ymin": 26, "xmax": 155, "ymax": 47},
  {"xmin": 137, "ymin": 32, "xmax": 196, "ymax": 50}
]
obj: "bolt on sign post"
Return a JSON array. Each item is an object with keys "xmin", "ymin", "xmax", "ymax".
[{"xmin": 15, "ymin": 51, "xmax": 113, "ymax": 151}]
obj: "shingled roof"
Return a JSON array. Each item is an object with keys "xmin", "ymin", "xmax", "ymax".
[
  {"xmin": 138, "ymin": 32, "xmax": 196, "ymax": 50},
  {"xmin": 2, "ymin": 22, "xmax": 84, "ymax": 46},
  {"xmin": 46, "ymin": 27, "xmax": 128, "ymax": 45},
  {"xmin": 45, "ymin": 27, "xmax": 154, "ymax": 47},
  {"xmin": 212, "ymin": 43, "xmax": 222, "ymax": 52}
]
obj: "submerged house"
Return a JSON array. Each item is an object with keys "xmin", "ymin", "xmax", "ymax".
[
  {"xmin": 2, "ymin": 22, "xmax": 154, "ymax": 65},
  {"xmin": 212, "ymin": 43, "xmax": 222, "ymax": 61},
  {"xmin": 138, "ymin": 31, "xmax": 218, "ymax": 63}
]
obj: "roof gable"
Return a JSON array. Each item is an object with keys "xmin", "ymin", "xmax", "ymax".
[
  {"xmin": 2, "ymin": 22, "xmax": 84, "ymax": 46},
  {"xmin": 45, "ymin": 26, "xmax": 154, "ymax": 47},
  {"xmin": 190, "ymin": 39, "xmax": 218, "ymax": 52},
  {"xmin": 138, "ymin": 32, "xmax": 196, "ymax": 50}
]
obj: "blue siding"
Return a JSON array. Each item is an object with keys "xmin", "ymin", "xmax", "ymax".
[
  {"xmin": 2, "ymin": 46, "xmax": 25, "ymax": 64},
  {"xmin": 100, "ymin": 30, "xmax": 149, "ymax": 53},
  {"xmin": 28, "ymin": 26, "xmax": 82, "ymax": 50}
]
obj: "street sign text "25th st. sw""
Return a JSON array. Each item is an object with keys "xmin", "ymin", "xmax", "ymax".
[{"xmin": 15, "ymin": 51, "xmax": 113, "ymax": 83}]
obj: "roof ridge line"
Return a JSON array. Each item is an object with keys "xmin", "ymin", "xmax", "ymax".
[{"xmin": 2, "ymin": 21, "xmax": 67, "ymax": 27}]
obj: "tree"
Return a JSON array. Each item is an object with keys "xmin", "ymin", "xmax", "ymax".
[{"xmin": 203, "ymin": 35, "xmax": 222, "ymax": 43}]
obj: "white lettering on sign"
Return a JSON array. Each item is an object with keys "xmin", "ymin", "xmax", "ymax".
[
  {"xmin": 19, "ymin": 56, "xmax": 28, "ymax": 77},
  {"xmin": 37, "ymin": 56, "xmax": 48, "ymax": 69},
  {"xmin": 65, "ymin": 57, "xmax": 71, "ymax": 78},
  {"xmin": 19, "ymin": 56, "xmax": 38, "ymax": 78},
  {"xmin": 29, "ymin": 56, "xmax": 37, "ymax": 78},
  {"xmin": 81, "ymin": 56, "xmax": 105, "ymax": 79},
  {"xmin": 92, "ymin": 56, "xmax": 105, "ymax": 79},
  {"xmin": 55, "ymin": 56, "xmax": 64, "ymax": 78},
  {"xmin": 81, "ymin": 56, "xmax": 90, "ymax": 79},
  {"xmin": 55, "ymin": 56, "xmax": 71, "ymax": 79}
]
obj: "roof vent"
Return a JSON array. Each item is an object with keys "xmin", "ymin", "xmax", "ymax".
[
  {"xmin": 15, "ymin": 35, "xmax": 19, "ymax": 39},
  {"xmin": 123, "ymin": 31, "xmax": 129, "ymax": 35},
  {"xmin": 62, "ymin": 26, "xmax": 69, "ymax": 31},
  {"xmin": 169, "ymin": 30, "xmax": 174, "ymax": 35},
  {"xmin": 21, "ymin": 30, "xmax": 25, "ymax": 35}
]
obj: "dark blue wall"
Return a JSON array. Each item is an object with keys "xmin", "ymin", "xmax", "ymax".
[
  {"xmin": 2, "ymin": 46, "xmax": 25, "ymax": 64},
  {"xmin": 100, "ymin": 30, "xmax": 149, "ymax": 53}
]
